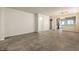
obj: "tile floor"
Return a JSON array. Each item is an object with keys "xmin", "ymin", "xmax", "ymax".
[{"xmin": 0, "ymin": 31, "xmax": 79, "ymax": 51}]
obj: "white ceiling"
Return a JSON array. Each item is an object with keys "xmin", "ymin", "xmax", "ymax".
[{"xmin": 10, "ymin": 7, "xmax": 79, "ymax": 16}]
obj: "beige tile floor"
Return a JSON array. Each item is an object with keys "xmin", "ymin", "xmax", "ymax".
[{"xmin": 0, "ymin": 31, "xmax": 79, "ymax": 51}]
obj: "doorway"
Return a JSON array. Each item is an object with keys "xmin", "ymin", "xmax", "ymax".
[
  {"xmin": 50, "ymin": 19, "xmax": 53, "ymax": 30},
  {"xmin": 56, "ymin": 18, "xmax": 60, "ymax": 30}
]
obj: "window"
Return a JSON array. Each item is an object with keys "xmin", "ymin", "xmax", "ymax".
[
  {"xmin": 67, "ymin": 20, "xmax": 74, "ymax": 24},
  {"xmin": 61, "ymin": 16, "xmax": 76, "ymax": 28},
  {"xmin": 61, "ymin": 21, "xmax": 65, "ymax": 25}
]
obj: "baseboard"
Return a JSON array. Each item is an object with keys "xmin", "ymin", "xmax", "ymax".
[
  {"xmin": 5, "ymin": 32, "xmax": 37, "ymax": 39},
  {"xmin": 0, "ymin": 38, "xmax": 4, "ymax": 41}
]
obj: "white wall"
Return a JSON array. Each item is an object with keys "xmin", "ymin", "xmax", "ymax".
[
  {"xmin": 4, "ymin": 8, "xmax": 35, "ymax": 37},
  {"xmin": 0, "ymin": 8, "xmax": 2, "ymax": 40},
  {"xmin": 38, "ymin": 14, "xmax": 49, "ymax": 32},
  {"xmin": 35, "ymin": 14, "xmax": 38, "ymax": 32},
  {"xmin": 0, "ymin": 8, "xmax": 5, "ymax": 40},
  {"xmin": 0, "ymin": 8, "xmax": 50, "ymax": 39}
]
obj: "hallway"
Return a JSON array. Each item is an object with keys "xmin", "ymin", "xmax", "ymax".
[{"xmin": 0, "ymin": 31, "xmax": 79, "ymax": 51}]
